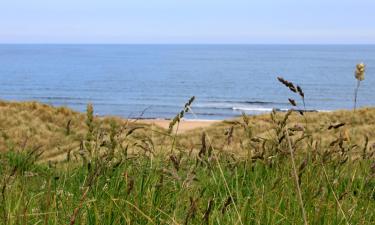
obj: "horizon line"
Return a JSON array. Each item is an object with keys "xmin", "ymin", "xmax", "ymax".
[{"xmin": 1, "ymin": 42, "xmax": 375, "ymax": 45}]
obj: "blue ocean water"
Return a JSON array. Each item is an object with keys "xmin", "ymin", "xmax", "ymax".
[{"xmin": 0, "ymin": 44, "xmax": 374, "ymax": 119}]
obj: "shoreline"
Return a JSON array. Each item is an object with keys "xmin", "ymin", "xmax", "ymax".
[{"xmin": 0, "ymin": 99, "xmax": 366, "ymax": 133}]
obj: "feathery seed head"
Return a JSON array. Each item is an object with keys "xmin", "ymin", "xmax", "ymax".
[{"xmin": 355, "ymin": 63, "xmax": 365, "ymax": 81}]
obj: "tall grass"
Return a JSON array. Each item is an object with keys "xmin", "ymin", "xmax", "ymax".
[
  {"xmin": 0, "ymin": 142, "xmax": 374, "ymax": 224},
  {"xmin": 0, "ymin": 64, "xmax": 374, "ymax": 224}
]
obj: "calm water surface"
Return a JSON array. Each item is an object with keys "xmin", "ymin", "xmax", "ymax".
[{"xmin": 0, "ymin": 44, "xmax": 374, "ymax": 119}]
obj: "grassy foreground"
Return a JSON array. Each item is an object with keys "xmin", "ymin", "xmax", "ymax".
[{"xmin": 0, "ymin": 100, "xmax": 374, "ymax": 224}]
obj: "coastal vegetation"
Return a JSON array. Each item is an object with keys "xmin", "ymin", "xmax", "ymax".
[{"xmin": 0, "ymin": 67, "xmax": 374, "ymax": 224}]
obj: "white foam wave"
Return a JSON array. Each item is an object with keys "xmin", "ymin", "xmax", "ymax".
[{"xmin": 232, "ymin": 107, "xmax": 274, "ymax": 112}]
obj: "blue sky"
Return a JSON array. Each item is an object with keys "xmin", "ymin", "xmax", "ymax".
[{"xmin": 1, "ymin": 0, "xmax": 374, "ymax": 44}]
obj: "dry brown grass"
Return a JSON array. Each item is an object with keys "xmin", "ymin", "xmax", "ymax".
[
  {"xmin": 0, "ymin": 101, "xmax": 83, "ymax": 159},
  {"xmin": 1, "ymin": 100, "xmax": 375, "ymax": 162},
  {"xmin": 0, "ymin": 101, "xmax": 161, "ymax": 162},
  {"xmin": 175, "ymin": 108, "xmax": 375, "ymax": 158}
]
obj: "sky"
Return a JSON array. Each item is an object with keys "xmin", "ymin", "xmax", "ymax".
[{"xmin": 0, "ymin": 0, "xmax": 375, "ymax": 44}]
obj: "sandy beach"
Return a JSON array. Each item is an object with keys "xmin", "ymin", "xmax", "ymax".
[{"xmin": 139, "ymin": 119, "xmax": 221, "ymax": 133}]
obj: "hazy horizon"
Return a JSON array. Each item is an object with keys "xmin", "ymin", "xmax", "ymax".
[{"xmin": 1, "ymin": 43, "xmax": 375, "ymax": 45}]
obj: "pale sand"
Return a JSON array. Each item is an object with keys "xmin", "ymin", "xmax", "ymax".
[{"xmin": 139, "ymin": 119, "xmax": 221, "ymax": 133}]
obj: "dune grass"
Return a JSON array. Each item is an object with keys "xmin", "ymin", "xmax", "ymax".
[
  {"xmin": 0, "ymin": 98, "xmax": 374, "ymax": 224},
  {"xmin": 1, "ymin": 100, "xmax": 375, "ymax": 163}
]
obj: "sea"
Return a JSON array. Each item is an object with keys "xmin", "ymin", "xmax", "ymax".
[{"xmin": 0, "ymin": 44, "xmax": 374, "ymax": 120}]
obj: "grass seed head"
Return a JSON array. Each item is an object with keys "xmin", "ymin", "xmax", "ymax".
[
  {"xmin": 277, "ymin": 77, "xmax": 297, "ymax": 93},
  {"xmin": 288, "ymin": 98, "xmax": 297, "ymax": 106},
  {"xmin": 297, "ymin": 85, "xmax": 304, "ymax": 98},
  {"xmin": 355, "ymin": 63, "xmax": 365, "ymax": 81}
]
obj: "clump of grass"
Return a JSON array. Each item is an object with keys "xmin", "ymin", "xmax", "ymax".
[
  {"xmin": 0, "ymin": 146, "xmax": 45, "ymax": 224},
  {"xmin": 0, "ymin": 65, "xmax": 374, "ymax": 224},
  {"xmin": 0, "ymin": 137, "xmax": 373, "ymax": 224}
]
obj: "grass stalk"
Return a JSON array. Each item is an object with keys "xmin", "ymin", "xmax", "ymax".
[{"xmin": 285, "ymin": 126, "xmax": 308, "ymax": 225}]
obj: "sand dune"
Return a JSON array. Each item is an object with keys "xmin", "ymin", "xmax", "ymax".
[{"xmin": 139, "ymin": 119, "xmax": 220, "ymax": 133}]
